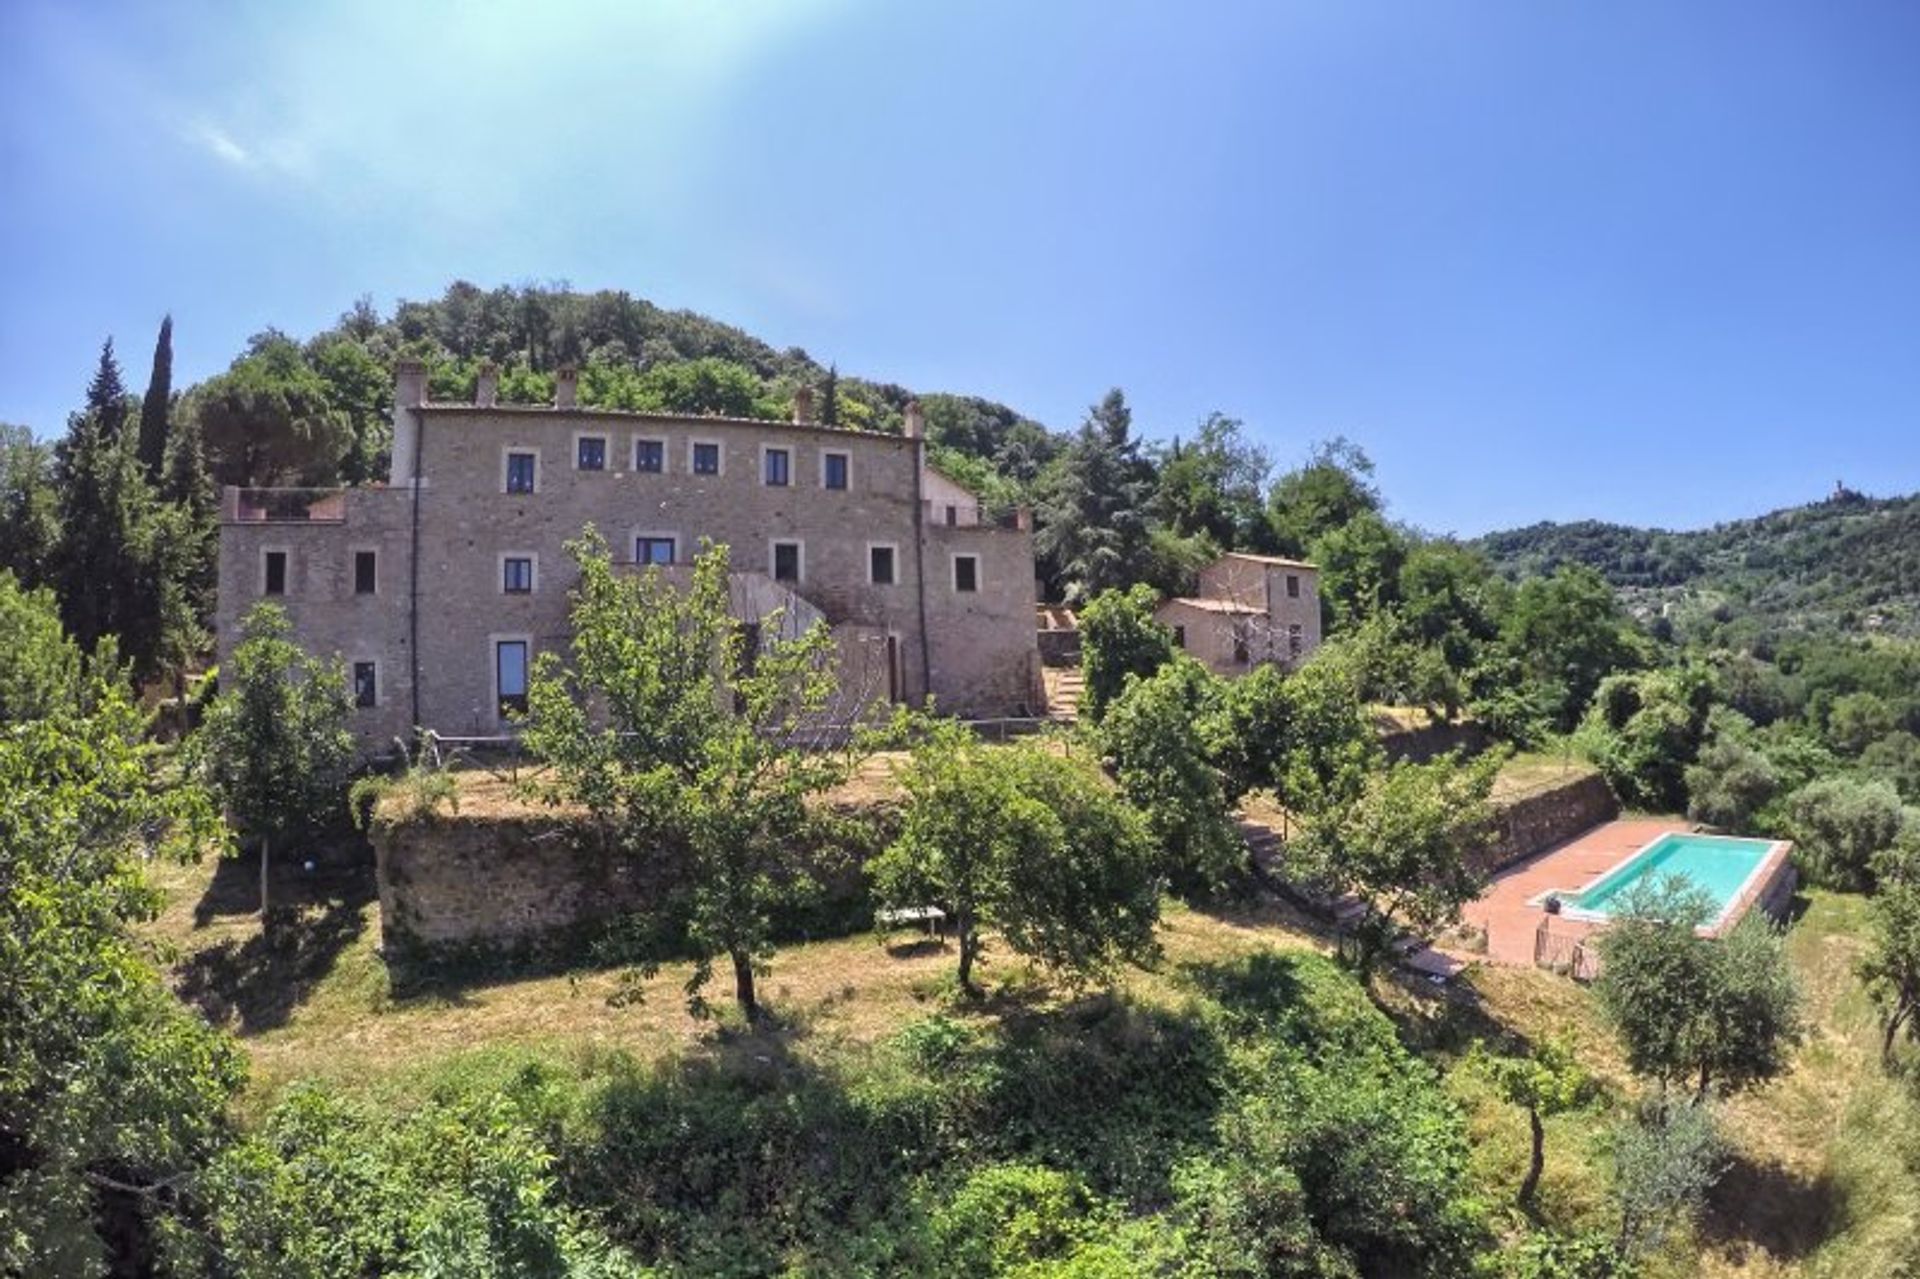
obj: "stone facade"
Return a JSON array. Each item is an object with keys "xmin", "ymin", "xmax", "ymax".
[
  {"xmin": 1156, "ymin": 553, "xmax": 1323, "ymax": 676},
  {"xmin": 216, "ymin": 365, "xmax": 1043, "ymax": 754}
]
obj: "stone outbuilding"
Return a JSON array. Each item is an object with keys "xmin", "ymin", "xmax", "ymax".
[{"xmin": 1156, "ymin": 552, "xmax": 1322, "ymax": 676}]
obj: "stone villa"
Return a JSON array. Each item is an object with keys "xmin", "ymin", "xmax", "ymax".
[
  {"xmin": 1156, "ymin": 552, "xmax": 1322, "ymax": 676},
  {"xmin": 215, "ymin": 362, "xmax": 1043, "ymax": 752}
]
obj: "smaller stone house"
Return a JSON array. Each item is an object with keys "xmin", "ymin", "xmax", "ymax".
[{"xmin": 1157, "ymin": 552, "xmax": 1322, "ymax": 676}]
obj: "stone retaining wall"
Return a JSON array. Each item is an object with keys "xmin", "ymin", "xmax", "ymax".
[
  {"xmin": 372, "ymin": 801, "xmax": 890, "ymax": 955},
  {"xmin": 1473, "ymin": 771, "xmax": 1620, "ymax": 877}
]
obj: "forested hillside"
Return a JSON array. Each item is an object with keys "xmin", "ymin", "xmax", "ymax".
[{"xmin": 1477, "ymin": 489, "xmax": 1920, "ymax": 638}]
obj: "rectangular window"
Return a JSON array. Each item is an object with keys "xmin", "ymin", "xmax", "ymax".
[
  {"xmin": 953, "ymin": 554, "xmax": 979, "ymax": 593},
  {"xmin": 496, "ymin": 640, "xmax": 529, "ymax": 717},
  {"xmin": 503, "ymin": 556, "xmax": 534, "ymax": 594},
  {"xmin": 1173, "ymin": 625, "xmax": 1187, "ymax": 649},
  {"xmin": 352, "ymin": 661, "xmax": 377, "ymax": 708},
  {"xmin": 634, "ymin": 438, "xmax": 665, "ymax": 473},
  {"xmin": 945, "ymin": 504, "xmax": 958, "ymax": 527},
  {"xmin": 577, "ymin": 436, "xmax": 607, "ymax": 471},
  {"xmin": 636, "ymin": 536, "xmax": 676, "ymax": 566},
  {"xmin": 1288, "ymin": 623, "xmax": 1304, "ymax": 658},
  {"xmin": 264, "ymin": 550, "xmax": 287, "ymax": 596},
  {"xmin": 772, "ymin": 541, "xmax": 802, "ymax": 583},
  {"xmin": 353, "ymin": 550, "xmax": 377, "ymax": 596},
  {"xmin": 764, "ymin": 447, "xmax": 790, "ymax": 487},
  {"xmin": 692, "ymin": 442, "xmax": 721, "ymax": 475},
  {"xmin": 869, "ymin": 544, "xmax": 896, "ymax": 586},
  {"xmin": 822, "ymin": 452, "xmax": 849, "ymax": 491},
  {"xmin": 1234, "ymin": 633, "xmax": 1251, "ymax": 664},
  {"xmin": 505, "ymin": 451, "xmax": 537, "ymax": 493},
  {"xmin": 1286, "ymin": 573, "xmax": 1300, "ymax": 599}
]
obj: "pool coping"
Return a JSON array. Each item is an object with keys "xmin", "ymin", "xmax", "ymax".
[{"xmin": 1529, "ymin": 831, "xmax": 1794, "ymax": 935}]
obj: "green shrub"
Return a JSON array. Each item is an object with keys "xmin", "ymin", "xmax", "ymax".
[
  {"xmin": 927, "ymin": 1162, "xmax": 1095, "ymax": 1276},
  {"xmin": 1785, "ymin": 775, "xmax": 1906, "ymax": 890}
]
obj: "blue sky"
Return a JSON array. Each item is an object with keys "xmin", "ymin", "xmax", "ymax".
[{"xmin": 3, "ymin": 1, "xmax": 1916, "ymax": 536}]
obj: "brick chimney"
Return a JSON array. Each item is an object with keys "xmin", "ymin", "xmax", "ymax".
[
  {"xmin": 389, "ymin": 360, "xmax": 428, "ymax": 486},
  {"xmin": 792, "ymin": 385, "xmax": 814, "ymax": 425},
  {"xmin": 554, "ymin": 365, "xmax": 578, "ymax": 410},
  {"xmin": 475, "ymin": 361, "xmax": 498, "ymax": 408},
  {"xmin": 903, "ymin": 399, "xmax": 924, "ymax": 440}
]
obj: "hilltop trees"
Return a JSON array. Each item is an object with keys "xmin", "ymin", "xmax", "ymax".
[
  {"xmin": 52, "ymin": 376, "xmax": 160, "ymax": 665},
  {"xmin": 1152, "ymin": 412, "xmax": 1272, "ymax": 551},
  {"xmin": 1034, "ymin": 389, "xmax": 1154, "ymax": 602},
  {"xmin": 1500, "ymin": 565, "xmax": 1644, "ymax": 732},
  {"xmin": 1267, "ymin": 436, "xmax": 1381, "ymax": 555},
  {"xmin": 193, "ymin": 333, "xmax": 353, "ymax": 487}
]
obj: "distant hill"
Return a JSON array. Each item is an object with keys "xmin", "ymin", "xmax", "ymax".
[{"xmin": 1476, "ymin": 489, "xmax": 1920, "ymax": 636}]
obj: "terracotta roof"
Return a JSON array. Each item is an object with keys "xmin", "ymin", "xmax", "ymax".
[
  {"xmin": 1160, "ymin": 597, "xmax": 1265, "ymax": 616},
  {"xmin": 1218, "ymin": 551, "xmax": 1317, "ymax": 570}
]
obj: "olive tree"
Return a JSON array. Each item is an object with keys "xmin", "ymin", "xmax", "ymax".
[
  {"xmin": 1468, "ymin": 1035, "xmax": 1591, "ymax": 1208},
  {"xmin": 1593, "ymin": 878, "xmax": 1802, "ymax": 1101},
  {"xmin": 1861, "ymin": 851, "xmax": 1920, "ymax": 1067},
  {"xmin": 870, "ymin": 725, "xmax": 1161, "ymax": 996},
  {"xmin": 1784, "ymin": 775, "xmax": 1905, "ymax": 891}
]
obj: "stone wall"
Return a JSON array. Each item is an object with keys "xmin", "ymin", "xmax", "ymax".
[
  {"xmin": 1473, "ymin": 770, "xmax": 1620, "ymax": 877},
  {"xmin": 374, "ymin": 810, "xmax": 648, "ymax": 949},
  {"xmin": 371, "ymin": 789, "xmax": 892, "ymax": 954}
]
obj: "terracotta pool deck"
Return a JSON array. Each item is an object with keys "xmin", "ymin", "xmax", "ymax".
[{"xmin": 1460, "ymin": 817, "xmax": 1693, "ymax": 966}]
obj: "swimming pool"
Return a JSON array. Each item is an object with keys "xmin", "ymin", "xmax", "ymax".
[{"xmin": 1556, "ymin": 832, "xmax": 1787, "ymax": 929}]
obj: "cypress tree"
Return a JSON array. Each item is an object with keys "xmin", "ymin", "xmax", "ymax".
[
  {"xmin": 822, "ymin": 363, "xmax": 840, "ymax": 428},
  {"xmin": 54, "ymin": 346, "xmax": 164, "ymax": 673},
  {"xmin": 85, "ymin": 337, "xmax": 130, "ymax": 442},
  {"xmin": 138, "ymin": 314, "xmax": 174, "ymax": 478},
  {"xmin": 161, "ymin": 409, "xmax": 218, "ymax": 621}
]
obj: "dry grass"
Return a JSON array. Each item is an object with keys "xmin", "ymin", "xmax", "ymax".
[
  {"xmin": 1492, "ymin": 750, "xmax": 1600, "ymax": 800},
  {"xmin": 141, "ymin": 847, "xmax": 1918, "ymax": 1275},
  {"xmin": 140, "ymin": 850, "xmax": 1321, "ymax": 1112}
]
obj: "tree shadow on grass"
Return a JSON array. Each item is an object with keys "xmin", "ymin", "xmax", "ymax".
[
  {"xmin": 1701, "ymin": 1151, "xmax": 1840, "ymax": 1263},
  {"xmin": 174, "ymin": 850, "xmax": 377, "ymax": 1034}
]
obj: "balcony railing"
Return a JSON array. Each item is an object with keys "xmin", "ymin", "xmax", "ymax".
[
  {"xmin": 222, "ymin": 487, "xmax": 349, "ymax": 524},
  {"xmin": 924, "ymin": 501, "xmax": 1029, "ymax": 531}
]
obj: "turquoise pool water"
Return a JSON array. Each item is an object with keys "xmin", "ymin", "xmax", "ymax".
[{"xmin": 1570, "ymin": 833, "xmax": 1777, "ymax": 919}]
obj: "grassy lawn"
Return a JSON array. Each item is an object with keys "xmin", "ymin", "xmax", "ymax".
[{"xmin": 141, "ymin": 847, "xmax": 1920, "ymax": 1276}]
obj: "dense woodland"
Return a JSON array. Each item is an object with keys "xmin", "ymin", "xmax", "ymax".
[{"xmin": 6, "ymin": 283, "xmax": 1920, "ymax": 1277}]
